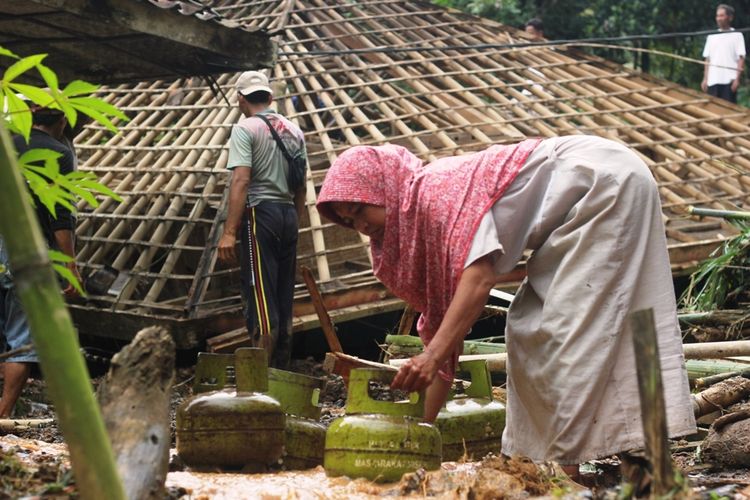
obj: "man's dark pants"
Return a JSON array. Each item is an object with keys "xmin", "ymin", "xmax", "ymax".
[
  {"xmin": 239, "ymin": 201, "xmax": 298, "ymax": 369},
  {"xmin": 708, "ymin": 83, "xmax": 738, "ymax": 103}
]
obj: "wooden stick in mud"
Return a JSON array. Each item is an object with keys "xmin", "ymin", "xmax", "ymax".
[
  {"xmin": 0, "ymin": 418, "xmax": 54, "ymax": 431},
  {"xmin": 96, "ymin": 327, "xmax": 175, "ymax": 500},
  {"xmin": 300, "ymin": 265, "xmax": 344, "ymax": 353},
  {"xmin": 630, "ymin": 308, "xmax": 678, "ymax": 496}
]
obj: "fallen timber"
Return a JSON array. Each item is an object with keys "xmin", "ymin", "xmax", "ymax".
[
  {"xmin": 385, "ymin": 339, "xmax": 750, "ymax": 379},
  {"xmin": 0, "ymin": 418, "xmax": 54, "ymax": 432},
  {"xmin": 692, "ymin": 376, "xmax": 750, "ymax": 417}
]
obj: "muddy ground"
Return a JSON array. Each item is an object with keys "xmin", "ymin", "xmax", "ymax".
[{"xmin": 2, "ymin": 359, "xmax": 750, "ymax": 499}]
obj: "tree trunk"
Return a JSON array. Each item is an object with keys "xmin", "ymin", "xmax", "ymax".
[
  {"xmin": 0, "ymin": 121, "xmax": 124, "ymax": 499},
  {"xmin": 96, "ymin": 327, "xmax": 175, "ymax": 500}
]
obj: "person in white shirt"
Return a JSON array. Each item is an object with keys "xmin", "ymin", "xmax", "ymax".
[{"xmin": 702, "ymin": 4, "xmax": 746, "ymax": 103}]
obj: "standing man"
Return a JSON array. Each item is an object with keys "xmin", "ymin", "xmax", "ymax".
[
  {"xmin": 702, "ymin": 4, "xmax": 746, "ymax": 103},
  {"xmin": 218, "ymin": 71, "xmax": 307, "ymax": 370},
  {"xmin": 1, "ymin": 106, "xmax": 80, "ymax": 417}
]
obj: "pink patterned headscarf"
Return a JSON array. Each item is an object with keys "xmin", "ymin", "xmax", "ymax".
[{"xmin": 317, "ymin": 140, "xmax": 540, "ymax": 378}]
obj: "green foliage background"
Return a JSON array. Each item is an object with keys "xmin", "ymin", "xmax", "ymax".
[{"xmin": 435, "ymin": 0, "xmax": 750, "ymax": 106}]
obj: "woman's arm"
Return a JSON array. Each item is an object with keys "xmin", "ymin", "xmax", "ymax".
[{"xmin": 391, "ymin": 254, "xmax": 498, "ymax": 392}]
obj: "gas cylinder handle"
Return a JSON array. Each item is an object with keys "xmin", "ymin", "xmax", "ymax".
[
  {"xmin": 459, "ymin": 360, "xmax": 493, "ymax": 399},
  {"xmin": 193, "ymin": 352, "xmax": 234, "ymax": 394},
  {"xmin": 235, "ymin": 348, "xmax": 269, "ymax": 392},
  {"xmin": 346, "ymin": 368, "xmax": 425, "ymax": 418}
]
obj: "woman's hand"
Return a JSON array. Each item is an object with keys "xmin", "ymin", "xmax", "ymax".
[
  {"xmin": 391, "ymin": 350, "xmax": 440, "ymax": 393},
  {"xmin": 390, "ymin": 255, "xmax": 498, "ymax": 394}
]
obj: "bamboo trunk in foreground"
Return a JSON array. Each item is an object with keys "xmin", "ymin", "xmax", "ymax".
[
  {"xmin": 0, "ymin": 122, "xmax": 124, "ymax": 499},
  {"xmin": 630, "ymin": 308, "xmax": 678, "ymax": 497}
]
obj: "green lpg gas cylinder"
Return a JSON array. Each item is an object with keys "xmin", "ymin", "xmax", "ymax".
[
  {"xmin": 176, "ymin": 348, "xmax": 285, "ymax": 469},
  {"xmin": 267, "ymin": 367, "xmax": 327, "ymax": 469},
  {"xmin": 324, "ymin": 368, "xmax": 442, "ymax": 482},
  {"xmin": 435, "ymin": 360, "xmax": 505, "ymax": 461}
]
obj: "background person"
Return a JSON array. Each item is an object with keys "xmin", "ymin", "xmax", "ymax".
[
  {"xmin": 217, "ymin": 71, "xmax": 307, "ymax": 370},
  {"xmin": 524, "ymin": 18, "xmax": 545, "ymax": 40},
  {"xmin": 1, "ymin": 106, "xmax": 80, "ymax": 417},
  {"xmin": 702, "ymin": 4, "xmax": 746, "ymax": 103}
]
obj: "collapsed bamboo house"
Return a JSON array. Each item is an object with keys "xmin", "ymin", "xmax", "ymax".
[{"xmin": 69, "ymin": 0, "xmax": 750, "ymax": 349}]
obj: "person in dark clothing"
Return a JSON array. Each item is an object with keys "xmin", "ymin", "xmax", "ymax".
[
  {"xmin": 217, "ymin": 71, "xmax": 307, "ymax": 370},
  {"xmin": 13, "ymin": 108, "xmax": 79, "ymax": 268},
  {"xmin": 1, "ymin": 106, "xmax": 80, "ymax": 417}
]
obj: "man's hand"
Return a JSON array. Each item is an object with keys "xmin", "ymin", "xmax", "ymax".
[
  {"xmin": 732, "ymin": 78, "xmax": 740, "ymax": 92},
  {"xmin": 62, "ymin": 262, "xmax": 82, "ymax": 297},
  {"xmin": 391, "ymin": 350, "xmax": 440, "ymax": 393},
  {"xmin": 218, "ymin": 232, "xmax": 238, "ymax": 264},
  {"xmin": 701, "ymin": 78, "xmax": 708, "ymax": 92}
]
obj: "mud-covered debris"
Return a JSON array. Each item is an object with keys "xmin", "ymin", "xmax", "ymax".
[
  {"xmin": 395, "ymin": 455, "xmax": 554, "ymax": 498},
  {"xmin": 0, "ymin": 446, "xmax": 76, "ymax": 497},
  {"xmin": 701, "ymin": 411, "xmax": 750, "ymax": 468}
]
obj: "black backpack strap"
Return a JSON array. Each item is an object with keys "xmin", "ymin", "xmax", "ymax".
[{"xmin": 255, "ymin": 113, "xmax": 295, "ymax": 165}]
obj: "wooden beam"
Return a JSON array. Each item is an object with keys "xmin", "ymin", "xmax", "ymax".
[
  {"xmin": 300, "ymin": 266, "xmax": 343, "ymax": 353},
  {"xmin": 31, "ymin": 0, "xmax": 276, "ymax": 68}
]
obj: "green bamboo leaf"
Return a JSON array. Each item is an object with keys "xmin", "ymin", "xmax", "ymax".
[
  {"xmin": 56, "ymin": 95, "xmax": 77, "ymax": 128},
  {"xmin": 48, "ymin": 249, "xmax": 73, "ymax": 263},
  {"xmin": 36, "ymin": 64, "xmax": 59, "ymax": 93},
  {"xmin": 52, "ymin": 262, "xmax": 85, "ymax": 296},
  {"xmin": 23, "ymin": 164, "xmax": 55, "ymax": 180},
  {"xmin": 5, "ymin": 119, "xmax": 24, "ymax": 137},
  {"xmin": 5, "ymin": 91, "xmax": 31, "ymax": 140},
  {"xmin": 70, "ymin": 96, "xmax": 129, "ymax": 122},
  {"xmin": 62, "ymin": 80, "xmax": 100, "ymax": 97},
  {"xmin": 77, "ymin": 178, "xmax": 122, "ymax": 202},
  {"xmin": 3, "ymin": 54, "xmax": 47, "ymax": 83},
  {"xmin": 19, "ymin": 148, "xmax": 62, "ymax": 166},
  {"xmin": 70, "ymin": 104, "xmax": 118, "ymax": 133},
  {"xmin": 9, "ymin": 83, "xmax": 55, "ymax": 107},
  {"xmin": 0, "ymin": 46, "xmax": 18, "ymax": 59},
  {"xmin": 65, "ymin": 185, "xmax": 98, "ymax": 207}
]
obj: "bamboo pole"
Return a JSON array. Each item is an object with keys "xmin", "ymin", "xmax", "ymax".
[
  {"xmin": 0, "ymin": 123, "xmax": 124, "ymax": 499},
  {"xmin": 630, "ymin": 308, "xmax": 678, "ymax": 497},
  {"xmin": 0, "ymin": 418, "xmax": 54, "ymax": 431},
  {"xmin": 689, "ymin": 206, "xmax": 750, "ymax": 220},
  {"xmin": 694, "ymin": 369, "xmax": 750, "ymax": 390},
  {"xmin": 683, "ymin": 341, "xmax": 750, "ymax": 359}
]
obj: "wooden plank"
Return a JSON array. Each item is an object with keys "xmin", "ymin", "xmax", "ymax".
[
  {"xmin": 300, "ymin": 266, "xmax": 343, "ymax": 353},
  {"xmin": 630, "ymin": 308, "xmax": 678, "ymax": 496}
]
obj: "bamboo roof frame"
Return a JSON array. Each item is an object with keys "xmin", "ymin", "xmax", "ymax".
[{"xmin": 70, "ymin": 0, "xmax": 750, "ymax": 346}]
